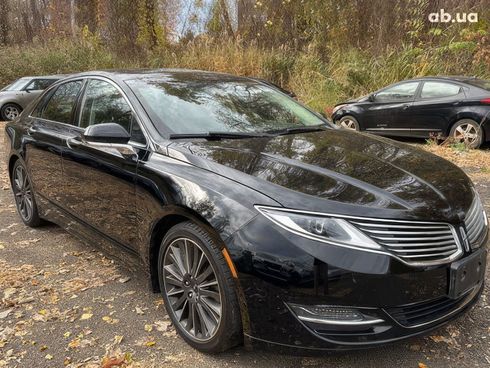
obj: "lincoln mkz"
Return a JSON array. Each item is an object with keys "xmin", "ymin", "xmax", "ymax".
[{"xmin": 4, "ymin": 70, "xmax": 488, "ymax": 352}]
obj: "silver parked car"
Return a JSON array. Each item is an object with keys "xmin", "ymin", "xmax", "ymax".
[{"xmin": 0, "ymin": 76, "xmax": 63, "ymax": 121}]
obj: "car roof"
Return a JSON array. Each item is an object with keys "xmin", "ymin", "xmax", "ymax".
[
  {"xmin": 20, "ymin": 75, "xmax": 67, "ymax": 79},
  {"xmin": 66, "ymin": 69, "xmax": 257, "ymax": 83},
  {"xmin": 403, "ymin": 76, "xmax": 483, "ymax": 84}
]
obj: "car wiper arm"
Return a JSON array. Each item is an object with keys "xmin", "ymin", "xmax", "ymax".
[
  {"xmin": 266, "ymin": 125, "xmax": 328, "ymax": 136},
  {"xmin": 169, "ymin": 131, "xmax": 274, "ymax": 140}
]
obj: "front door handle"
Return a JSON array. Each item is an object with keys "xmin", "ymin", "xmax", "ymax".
[
  {"xmin": 402, "ymin": 104, "xmax": 410, "ymax": 110},
  {"xmin": 452, "ymin": 101, "xmax": 462, "ymax": 106},
  {"xmin": 28, "ymin": 126, "xmax": 39, "ymax": 134},
  {"xmin": 66, "ymin": 137, "xmax": 82, "ymax": 149}
]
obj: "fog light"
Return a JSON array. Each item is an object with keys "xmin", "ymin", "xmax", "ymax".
[{"xmin": 289, "ymin": 303, "xmax": 384, "ymax": 326}]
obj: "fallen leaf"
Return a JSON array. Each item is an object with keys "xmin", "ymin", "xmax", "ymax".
[
  {"xmin": 419, "ymin": 363, "xmax": 428, "ymax": 368},
  {"xmin": 118, "ymin": 277, "xmax": 131, "ymax": 283},
  {"xmin": 102, "ymin": 316, "xmax": 119, "ymax": 324},
  {"xmin": 114, "ymin": 335, "xmax": 123, "ymax": 344},
  {"xmin": 63, "ymin": 331, "xmax": 71, "ymax": 338},
  {"xmin": 68, "ymin": 339, "xmax": 80, "ymax": 349},
  {"xmin": 145, "ymin": 341, "xmax": 156, "ymax": 347},
  {"xmin": 135, "ymin": 307, "xmax": 145, "ymax": 315},
  {"xmin": 0, "ymin": 309, "xmax": 12, "ymax": 319},
  {"xmin": 144, "ymin": 324, "xmax": 153, "ymax": 332},
  {"xmin": 154, "ymin": 320, "xmax": 171, "ymax": 332},
  {"xmin": 80, "ymin": 313, "xmax": 93, "ymax": 320},
  {"xmin": 45, "ymin": 354, "xmax": 53, "ymax": 360},
  {"xmin": 101, "ymin": 356, "xmax": 126, "ymax": 368}
]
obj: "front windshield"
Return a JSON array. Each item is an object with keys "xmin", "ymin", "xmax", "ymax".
[
  {"xmin": 3, "ymin": 78, "xmax": 30, "ymax": 91},
  {"xmin": 125, "ymin": 75, "xmax": 325, "ymax": 135}
]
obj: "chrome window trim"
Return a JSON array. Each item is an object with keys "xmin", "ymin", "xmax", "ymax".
[
  {"xmin": 255, "ymin": 205, "xmax": 464, "ymax": 267},
  {"xmin": 28, "ymin": 76, "xmax": 151, "ymax": 150}
]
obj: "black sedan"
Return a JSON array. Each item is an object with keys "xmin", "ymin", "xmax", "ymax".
[
  {"xmin": 4, "ymin": 70, "xmax": 489, "ymax": 353},
  {"xmin": 331, "ymin": 76, "xmax": 490, "ymax": 148}
]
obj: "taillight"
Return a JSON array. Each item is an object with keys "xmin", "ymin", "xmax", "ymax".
[{"xmin": 481, "ymin": 98, "xmax": 490, "ymax": 104}]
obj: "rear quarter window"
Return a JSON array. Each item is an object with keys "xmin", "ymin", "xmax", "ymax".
[{"xmin": 420, "ymin": 82, "xmax": 462, "ymax": 99}]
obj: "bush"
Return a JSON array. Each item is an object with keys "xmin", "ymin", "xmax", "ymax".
[{"xmin": 0, "ymin": 38, "xmax": 488, "ymax": 112}]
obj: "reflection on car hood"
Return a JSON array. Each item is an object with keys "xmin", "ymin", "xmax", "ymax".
[{"xmin": 167, "ymin": 129, "xmax": 473, "ymax": 222}]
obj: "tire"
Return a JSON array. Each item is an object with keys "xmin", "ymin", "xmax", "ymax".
[
  {"xmin": 1, "ymin": 103, "xmax": 22, "ymax": 121},
  {"xmin": 11, "ymin": 160, "xmax": 43, "ymax": 227},
  {"xmin": 158, "ymin": 221, "xmax": 242, "ymax": 353},
  {"xmin": 449, "ymin": 119, "xmax": 483, "ymax": 149},
  {"xmin": 336, "ymin": 115, "xmax": 360, "ymax": 131}
]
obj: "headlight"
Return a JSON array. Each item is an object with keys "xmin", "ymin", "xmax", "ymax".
[
  {"xmin": 255, "ymin": 206, "xmax": 382, "ymax": 251},
  {"xmin": 332, "ymin": 104, "xmax": 347, "ymax": 115}
]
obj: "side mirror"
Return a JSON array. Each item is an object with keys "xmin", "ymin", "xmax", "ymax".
[
  {"xmin": 83, "ymin": 123, "xmax": 130, "ymax": 144},
  {"xmin": 368, "ymin": 94, "xmax": 376, "ymax": 102}
]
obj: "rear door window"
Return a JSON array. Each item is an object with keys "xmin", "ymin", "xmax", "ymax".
[
  {"xmin": 420, "ymin": 82, "xmax": 462, "ymax": 99},
  {"xmin": 39, "ymin": 80, "xmax": 83, "ymax": 124}
]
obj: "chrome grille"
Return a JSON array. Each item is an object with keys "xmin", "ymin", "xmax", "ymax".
[
  {"xmin": 464, "ymin": 197, "xmax": 488, "ymax": 249},
  {"xmin": 349, "ymin": 218, "xmax": 462, "ymax": 265}
]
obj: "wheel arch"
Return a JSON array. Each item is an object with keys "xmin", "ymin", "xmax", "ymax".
[
  {"xmin": 446, "ymin": 113, "xmax": 486, "ymax": 138},
  {"xmin": 1, "ymin": 101, "xmax": 23, "ymax": 113},
  {"xmin": 147, "ymin": 206, "xmax": 250, "ymax": 342},
  {"xmin": 148, "ymin": 205, "xmax": 235, "ymax": 293},
  {"xmin": 8, "ymin": 153, "xmax": 21, "ymax": 183}
]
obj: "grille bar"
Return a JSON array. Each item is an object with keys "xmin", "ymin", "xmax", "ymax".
[{"xmin": 349, "ymin": 218, "xmax": 462, "ymax": 265}]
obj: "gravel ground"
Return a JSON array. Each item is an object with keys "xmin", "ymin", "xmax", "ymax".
[{"xmin": 0, "ymin": 122, "xmax": 489, "ymax": 368}]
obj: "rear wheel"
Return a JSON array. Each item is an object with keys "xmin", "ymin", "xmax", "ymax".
[
  {"xmin": 449, "ymin": 119, "xmax": 483, "ymax": 149},
  {"xmin": 1, "ymin": 103, "xmax": 22, "ymax": 121},
  {"xmin": 158, "ymin": 221, "xmax": 242, "ymax": 352},
  {"xmin": 336, "ymin": 115, "xmax": 360, "ymax": 131},
  {"xmin": 11, "ymin": 160, "xmax": 42, "ymax": 227}
]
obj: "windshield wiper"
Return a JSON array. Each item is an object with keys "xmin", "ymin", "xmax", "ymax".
[
  {"xmin": 169, "ymin": 131, "xmax": 274, "ymax": 140},
  {"xmin": 266, "ymin": 125, "xmax": 328, "ymax": 136}
]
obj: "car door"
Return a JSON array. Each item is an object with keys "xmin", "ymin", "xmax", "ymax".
[
  {"xmin": 410, "ymin": 81, "xmax": 466, "ymax": 137},
  {"xmin": 60, "ymin": 78, "xmax": 148, "ymax": 251},
  {"xmin": 24, "ymin": 80, "xmax": 84, "ymax": 206},
  {"xmin": 364, "ymin": 81, "xmax": 420, "ymax": 135},
  {"xmin": 15, "ymin": 79, "xmax": 45, "ymax": 108}
]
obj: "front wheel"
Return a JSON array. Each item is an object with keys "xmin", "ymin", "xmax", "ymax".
[
  {"xmin": 158, "ymin": 221, "xmax": 242, "ymax": 352},
  {"xmin": 1, "ymin": 103, "xmax": 22, "ymax": 121},
  {"xmin": 336, "ymin": 115, "xmax": 360, "ymax": 131},
  {"xmin": 449, "ymin": 119, "xmax": 483, "ymax": 149},
  {"xmin": 11, "ymin": 160, "xmax": 43, "ymax": 227}
]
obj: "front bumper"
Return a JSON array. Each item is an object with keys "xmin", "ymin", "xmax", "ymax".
[{"xmin": 226, "ymin": 214, "xmax": 488, "ymax": 350}]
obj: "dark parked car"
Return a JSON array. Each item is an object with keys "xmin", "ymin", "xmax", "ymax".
[
  {"xmin": 0, "ymin": 75, "xmax": 62, "ymax": 121},
  {"xmin": 331, "ymin": 76, "xmax": 490, "ymax": 148},
  {"xmin": 4, "ymin": 70, "xmax": 488, "ymax": 353}
]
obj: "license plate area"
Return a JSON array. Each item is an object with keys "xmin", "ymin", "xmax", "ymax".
[{"xmin": 449, "ymin": 249, "xmax": 486, "ymax": 299}]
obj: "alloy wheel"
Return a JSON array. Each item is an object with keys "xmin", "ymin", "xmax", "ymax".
[
  {"xmin": 338, "ymin": 117, "xmax": 358, "ymax": 130},
  {"xmin": 5, "ymin": 106, "xmax": 20, "ymax": 120},
  {"xmin": 12, "ymin": 165, "xmax": 33, "ymax": 222},
  {"xmin": 453, "ymin": 123, "xmax": 479, "ymax": 145},
  {"xmin": 163, "ymin": 237, "xmax": 222, "ymax": 342}
]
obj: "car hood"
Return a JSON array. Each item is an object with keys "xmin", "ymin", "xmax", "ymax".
[
  {"xmin": 335, "ymin": 95, "xmax": 369, "ymax": 106},
  {"xmin": 166, "ymin": 129, "xmax": 473, "ymax": 222}
]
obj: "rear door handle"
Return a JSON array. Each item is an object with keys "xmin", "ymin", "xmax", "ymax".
[
  {"xmin": 28, "ymin": 126, "xmax": 39, "ymax": 134},
  {"xmin": 452, "ymin": 101, "xmax": 462, "ymax": 106},
  {"xmin": 402, "ymin": 104, "xmax": 410, "ymax": 110}
]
